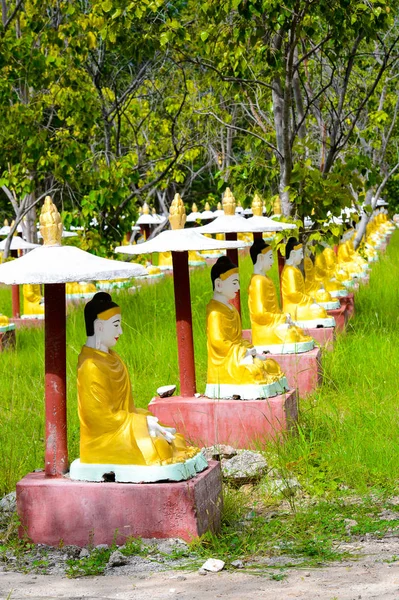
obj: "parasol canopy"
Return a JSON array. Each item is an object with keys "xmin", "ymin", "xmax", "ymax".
[{"xmin": 0, "ymin": 236, "xmax": 40, "ymax": 250}]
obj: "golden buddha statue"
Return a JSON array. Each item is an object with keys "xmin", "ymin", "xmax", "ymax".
[
  {"xmin": 23, "ymin": 284, "xmax": 44, "ymax": 316},
  {"xmin": 0, "ymin": 314, "xmax": 9, "ymax": 326},
  {"xmin": 337, "ymin": 229, "xmax": 369, "ymax": 277},
  {"xmin": 70, "ymin": 292, "xmax": 206, "ymax": 482},
  {"xmin": 66, "ymin": 281, "xmax": 97, "ymax": 296},
  {"xmin": 248, "ymin": 239, "xmax": 314, "ymax": 354},
  {"xmin": 281, "ymin": 238, "xmax": 335, "ymax": 328},
  {"xmin": 205, "ymin": 256, "xmax": 288, "ymax": 400},
  {"xmin": 158, "ymin": 251, "xmax": 173, "ymax": 269},
  {"xmin": 303, "ymin": 254, "xmax": 340, "ymax": 309},
  {"xmin": 319, "ymin": 247, "xmax": 353, "ymax": 286},
  {"xmin": 313, "ymin": 251, "xmax": 348, "ymax": 297}
]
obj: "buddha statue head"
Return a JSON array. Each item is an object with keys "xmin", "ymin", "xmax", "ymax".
[
  {"xmin": 250, "ymin": 238, "xmax": 273, "ymax": 274},
  {"xmin": 84, "ymin": 292, "xmax": 122, "ymax": 352},
  {"xmin": 211, "ymin": 256, "xmax": 240, "ymax": 302},
  {"xmin": 285, "ymin": 237, "xmax": 303, "ymax": 267}
]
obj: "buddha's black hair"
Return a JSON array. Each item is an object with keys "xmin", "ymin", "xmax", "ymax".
[
  {"xmin": 210, "ymin": 256, "xmax": 237, "ymax": 290},
  {"xmin": 285, "ymin": 237, "xmax": 300, "ymax": 260},
  {"xmin": 250, "ymin": 238, "xmax": 270, "ymax": 264},
  {"xmin": 84, "ymin": 292, "xmax": 119, "ymax": 336}
]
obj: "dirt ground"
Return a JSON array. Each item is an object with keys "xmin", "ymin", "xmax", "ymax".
[{"xmin": 2, "ymin": 537, "xmax": 399, "ymax": 600}]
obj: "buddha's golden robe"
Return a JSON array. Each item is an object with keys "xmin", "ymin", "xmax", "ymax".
[
  {"xmin": 281, "ymin": 265, "xmax": 328, "ymax": 321},
  {"xmin": 158, "ymin": 251, "xmax": 173, "ymax": 267},
  {"xmin": 304, "ymin": 257, "xmax": 334, "ymax": 302},
  {"xmin": 66, "ymin": 282, "xmax": 96, "ymax": 294},
  {"xmin": 78, "ymin": 346, "xmax": 199, "ymax": 465},
  {"xmin": 23, "ymin": 284, "xmax": 44, "ymax": 315},
  {"xmin": 248, "ymin": 275, "xmax": 312, "ymax": 346},
  {"xmin": 337, "ymin": 241, "xmax": 366, "ymax": 275},
  {"xmin": 314, "ymin": 253, "xmax": 347, "ymax": 293},
  {"xmin": 206, "ymin": 299, "xmax": 283, "ymax": 385},
  {"xmin": 321, "ymin": 248, "xmax": 351, "ymax": 282}
]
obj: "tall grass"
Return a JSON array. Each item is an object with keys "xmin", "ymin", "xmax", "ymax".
[{"xmin": 0, "ymin": 236, "xmax": 398, "ymax": 497}]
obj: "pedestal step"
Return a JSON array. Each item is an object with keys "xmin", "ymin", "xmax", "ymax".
[
  {"xmin": 17, "ymin": 463, "xmax": 222, "ymax": 546},
  {"xmin": 302, "ymin": 326, "xmax": 335, "ymax": 351},
  {"xmin": 326, "ymin": 305, "xmax": 347, "ymax": 333},
  {"xmin": 149, "ymin": 390, "xmax": 297, "ymax": 449},
  {"xmin": 243, "ymin": 327, "xmax": 335, "ymax": 350},
  {"xmin": 254, "ymin": 347, "xmax": 322, "ymax": 398}
]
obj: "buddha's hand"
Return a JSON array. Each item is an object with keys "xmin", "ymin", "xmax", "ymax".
[
  {"xmin": 244, "ymin": 347, "xmax": 257, "ymax": 358},
  {"xmin": 240, "ymin": 347, "xmax": 256, "ymax": 365},
  {"xmin": 147, "ymin": 416, "xmax": 176, "ymax": 443},
  {"xmin": 285, "ymin": 313, "xmax": 295, "ymax": 326}
]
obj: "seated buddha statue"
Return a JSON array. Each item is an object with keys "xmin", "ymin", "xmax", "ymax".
[
  {"xmin": 281, "ymin": 238, "xmax": 335, "ymax": 328},
  {"xmin": 23, "ymin": 284, "xmax": 44, "ymax": 316},
  {"xmin": 158, "ymin": 250, "xmax": 205, "ymax": 268},
  {"xmin": 69, "ymin": 292, "xmax": 206, "ymax": 482},
  {"xmin": 303, "ymin": 254, "xmax": 340, "ymax": 309},
  {"xmin": 158, "ymin": 251, "xmax": 173, "ymax": 269},
  {"xmin": 313, "ymin": 251, "xmax": 348, "ymax": 297},
  {"xmin": 205, "ymin": 256, "xmax": 288, "ymax": 400},
  {"xmin": 66, "ymin": 281, "xmax": 97, "ymax": 296},
  {"xmin": 248, "ymin": 239, "xmax": 314, "ymax": 354},
  {"xmin": 337, "ymin": 230, "xmax": 369, "ymax": 277},
  {"xmin": 320, "ymin": 247, "xmax": 354, "ymax": 287}
]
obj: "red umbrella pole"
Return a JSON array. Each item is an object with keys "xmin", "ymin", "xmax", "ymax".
[
  {"xmin": 253, "ymin": 232, "xmax": 262, "ymax": 240},
  {"xmin": 277, "ymin": 247, "xmax": 285, "ymax": 300},
  {"xmin": 171, "ymin": 251, "xmax": 196, "ymax": 397},
  {"xmin": 44, "ymin": 283, "xmax": 68, "ymax": 476},
  {"xmin": 12, "ymin": 285, "xmax": 20, "ymax": 318},
  {"xmin": 225, "ymin": 232, "xmax": 241, "ymax": 314}
]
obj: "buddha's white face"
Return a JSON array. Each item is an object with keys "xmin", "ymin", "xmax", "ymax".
[
  {"xmin": 290, "ymin": 247, "xmax": 303, "ymax": 266},
  {"xmin": 215, "ymin": 273, "xmax": 240, "ymax": 301},
  {"xmin": 94, "ymin": 314, "xmax": 123, "ymax": 350},
  {"xmin": 259, "ymin": 250, "xmax": 273, "ymax": 272}
]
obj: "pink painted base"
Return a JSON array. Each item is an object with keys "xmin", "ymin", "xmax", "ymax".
[
  {"xmin": 0, "ymin": 329, "xmax": 15, "ymax": 350},
  {"xmin": 264, "ymin": 348, "xmax": 322, "ymax": 398},
  {"xmin": 149, "ymin": 390, "xmax": 298, "ymax": 448},
  {"xmin": 339, "ymin": 294, "xmax": 355, "ymax": 320},
  {"xmin": 11, "ymin": 317, "xmax": 44, "ymax": 329},
  {"xmin": 243, "ymin": 327, "xmax": 334, "ymax": 350},
  {"xmin": 327, "ymin": 305, "xmax": 347, "ymax": 332},
  {"xmin": 17, "ymin": 463, "xmax": 222, "ymax": 547},
  {"xmin": 301, "ymin": 326, "xmax": 335, "ymax": 351}
]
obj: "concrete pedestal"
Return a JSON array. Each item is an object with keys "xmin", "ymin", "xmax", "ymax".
[
  {"xmin": 339, "ymin": 294, "xmax": 355, "ymax": 320},
  {"xmin": 327, "ymin": 305, "xmax": 347, "ymax": 332},
  {"xmin": 149, "ymin": 390, "xmax": 297, "ymax": 448},
  {"xmin": 255, "ymin": 348, "xmax": 322, "ymax": 398},
  {"xmin": 0, "ymin": 328, "xmax": 15, "ymax": 350},
  {"xmin": 16, "ymin": 463, "xmax": 222, "ymax": 547},
  {"xmin": 301, "ymin": 326, "xmax": 335, "ymax": 351},
  {"xmin": 11, "ymin": 317, "xmax": 44, "ymax": 329},
  {"xmin": 243, "ymin": 327, "xmax": 334, "ymax": 350}
]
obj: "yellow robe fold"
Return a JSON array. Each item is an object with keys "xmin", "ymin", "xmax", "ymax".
[
  {"xmin": 281, "ymin": 265, "xmax": 328, "ymax": 321},
  {"xmin": 78, "ymin": 346, "xmax": 198, "ymax": 465},
  {"xmin": 314, "ymin": 253, "xmax": 347, "ymax": 293},
  {"xmin": 23, "ymin": 284, "xmax": 44, "ymax": 315},
  {"xmin": 206, "ymin": 299, "xmax": 283, "ymax": 385},
  {"xmin": 337, "ymin": 241, "xmax": 366, "ymax": 275},
  {"xmin": 248, "ymin": 274, "xmax": 312, "ymax": 346},
  {"xmin": 304, "ymin": 257, "xmax": 334, "ymax": 302}
]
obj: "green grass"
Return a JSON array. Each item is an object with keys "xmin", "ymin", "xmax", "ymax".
[{"xmin": 2, "ymin": 235, "xmax": 399, "ymax": 565}]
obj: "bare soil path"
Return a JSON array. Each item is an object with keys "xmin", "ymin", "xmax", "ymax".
[{"xmin": 2, "ymin": 538, "xmax": 399, "ymax": 600}]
